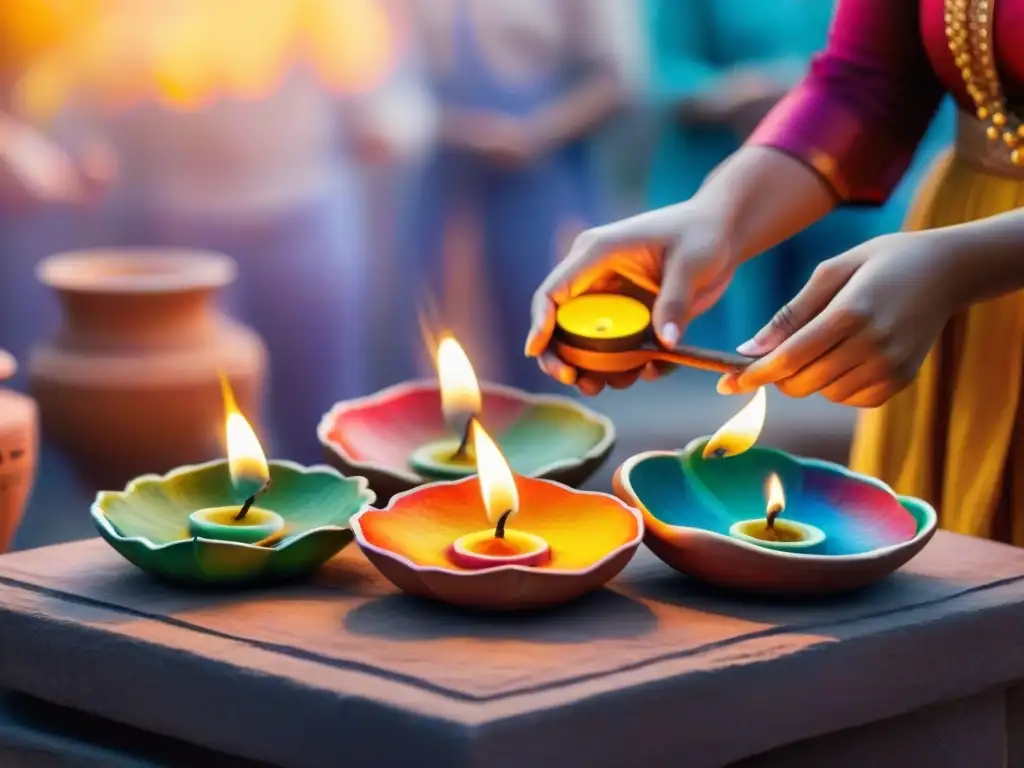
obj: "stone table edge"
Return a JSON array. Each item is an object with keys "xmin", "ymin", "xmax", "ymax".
[{"xmin": 0, "ymin": 577, "xmax": 1023, "ymax": 767}]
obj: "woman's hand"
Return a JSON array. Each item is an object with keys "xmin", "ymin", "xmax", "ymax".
[
  {"xmin": 525, "ymin": 202, "xmax": 739, "ymax": 395},
  {"xmin": 717, "ymin": 230, "xmax": 960, "ymax": 407}
]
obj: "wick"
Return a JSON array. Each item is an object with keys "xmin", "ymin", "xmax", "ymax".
[
  {"xmin": 451, "ymin": 415, "xmax": 477, "ymax": 461},
  {"xmin": 712, "ymin": 447, "xmax": 727, "ymax": 459},
  {"xmin": 766, "ymin": 503, "xmax": 783, "ymax": 530},
  {"xmin": 494, "ymin": 509, "xmax": 512, "ymax": 539},
  {"xmin": 235, "ymin": 479, "xmax": 272, "ymax": 521}
]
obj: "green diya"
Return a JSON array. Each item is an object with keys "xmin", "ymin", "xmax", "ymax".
[
  {"xmin": 92, "ymin": 458, "xmax": 374, "ymax": 586},
  {"xmin": 92, "ymin": 376, "xmax": 375, "ymax": 586}
]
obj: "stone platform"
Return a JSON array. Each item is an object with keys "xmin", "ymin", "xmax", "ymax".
[{"xmin": 0, "ymin": 533, "xmax": 1021, "ymax": 767}]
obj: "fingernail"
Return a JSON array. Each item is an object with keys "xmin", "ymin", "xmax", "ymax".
[
  {"xmin": 660, "ymin": 322, "xmax": 680, "ymax": 348},
  {"xmin": 736, "ymin": 339, "xmax": 761, "ymax": 356},
  {"xmin": 555, "ymin": 367, "xmax": 576, "ymax": 386},
  {"xmin": 716, "ymin": 376, "xmax": 737, "ymax": 395}
]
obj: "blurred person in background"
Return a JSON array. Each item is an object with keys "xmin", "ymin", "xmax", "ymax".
[
  {"xmin": 403, "ymin": 0, "xmax": 644, "ymax": 389},
  {"xmin": 17, "ymin": 0, "xmax": 436, "ymax": 462},
  {"xmin": 644, "ymin": 0, "xmax": 954, "ymax": 350},
  {"xmin": 0, "ymin": 1, "xmax": 116, "ymax": 388}
]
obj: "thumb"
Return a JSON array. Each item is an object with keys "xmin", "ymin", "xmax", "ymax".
[
  {"xmin": 525, "ymin": 292, "xmax": 557, "ymax": 358},
  {"xmin": 651, "ymin": 245, "xmax": 700, "ymax": 348},
  {"xmin": 737, "ymin": 254, "xmax": 861, "ymax": 356}
]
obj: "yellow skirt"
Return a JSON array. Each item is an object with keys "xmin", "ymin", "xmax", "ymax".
[{"xmin": 850, "ymin": 143, "xmax": 1024, "ymax": 545}]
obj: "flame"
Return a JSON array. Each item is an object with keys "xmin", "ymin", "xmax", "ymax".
[
  {"xmin": 436, "ymin": 335, "xmax": 482, "ymax": 436},
  {"xmin": 765, "ymin": 473, "xmax": 785, "ymax": 518},
  {"xmin": 472, "ymin": 421, "xmax": 519, "ymax": 526},
  {"xmin": 220, "ymin": 373, "xmax": 269, "ymax": 487},
  {"xmin": 6, "ymin": 0, "xmax": 398, "ymax": 121},
  {"xmin": 703, "ymin": 387, "xmax": 767, "ymax": 459}
]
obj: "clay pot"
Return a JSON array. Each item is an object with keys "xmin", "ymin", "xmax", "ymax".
[
  {"xmin": 0, "ymin": 351, "xmax": 37, "ymax": 552},
  {"xmin": 29, "ymin": 249, "xmax": 266, "ymax": 490}
]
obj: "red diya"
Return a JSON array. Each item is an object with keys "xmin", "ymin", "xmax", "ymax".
[
  {"xmin": 318, "ymin": 336, "xmax": 614, "ymax": 503},
  {"xmin": 350, "ymin": 420, "xmax": 643, "ymax": 611}
]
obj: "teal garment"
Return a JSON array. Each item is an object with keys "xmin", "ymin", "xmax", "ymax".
[{"xmin": 645, "ymin": 0, "xmax": 955, "ymax": 350}]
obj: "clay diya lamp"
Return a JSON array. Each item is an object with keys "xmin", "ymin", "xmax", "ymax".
[
  {"xmin": 91, "ymin": 376, "xmax": 374, "ymax": 586},
  {"xmin": 351, "ymin": 419, "xmax": 643, "ymax": 610},
  {"xmin": 552, "ymin": 293, "xmax": 754, "ymax": 375},
  {"xmin": 612, "ymin": 388, "xmax": 938, "ymax": 596},
  {"xmin": 319, "ymin": 335, "xmax": 615, "ymax": 503},
  {"xmin": 0, "ymin": 350, "xmax": 37, "ymax": 553}
]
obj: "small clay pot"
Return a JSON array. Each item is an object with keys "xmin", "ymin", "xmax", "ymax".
[
  {"xmin": 0, "ymin": 351, "xmax": 38, "ymax": 552},
  {"xmin": 29, "ymin": 249, "xmax": 267, "ymax": 490}
]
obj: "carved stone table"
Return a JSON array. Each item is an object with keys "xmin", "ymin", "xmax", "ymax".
[{"xmin": 0, "ymin": 533, "xmax": 1022, "ymax": 767}]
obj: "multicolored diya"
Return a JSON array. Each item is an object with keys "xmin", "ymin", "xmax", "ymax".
[
  {"xmin": 318, "ymin": 380, "xmax": 615, "ymax": 503},
  {"xmin": 351, "ymin": 474, "xmax": 644, "ymax": 611},
  {"xmin": 613, "ymin": 438, "xmax": 937, "ymax": 596}
]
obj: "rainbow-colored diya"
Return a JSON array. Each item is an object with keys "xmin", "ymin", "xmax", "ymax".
[
  {"xmin": 92, "ymin": 377, "xmax": 375, "ymax": 586},
  {"xmin": 613, "ymin": 389, "xmax": 937, "ymax": 596},
  {"xmin": 351, "ymin": 419, "xmax": 643, "ymax": 611},
  {"xmin": 318, "ymin": 336, "xmax": 614, "ymax": 502}
]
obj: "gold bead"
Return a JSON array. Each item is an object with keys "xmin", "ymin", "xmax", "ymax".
[
  {"xmin": 987, "ymin": 125, "xmax": 1000, "ymax": 141},
  {"xmin": 963, "ymin": 66, "xmax": 976, "ymax": 80},
  {"xmin": 1004, "ymin": 132, "xmax": 1018, "ymax": 147},
  {"xmin": 984, "ymin": 67, "xmax": 996, "ymax": 80},
  {"xmin": 979, "ymin": 27, "xmax": 989, "ymax": 38},
  {"xmin": 1012, "ymin": 149, "xmax": 1023, "ymax": 166},
  {"xmin": 993, "ymin": 112, "xmax": 1008, "ymax": 126},
  {"xmin": 979, "ymin": 41, "xmax": 990, "ymax": 52},
  {"xmin": 977, "ymin": 106, "xmax": 990, "ymax": 120},
  {"xmin": 1017, "ymin": 124, "xmax": 1024, "ymax": 138}
]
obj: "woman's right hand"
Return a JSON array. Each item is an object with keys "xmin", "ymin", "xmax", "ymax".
[{"xmin": 525, "ymin": 202, "xmax": 740, "ymax": 395}]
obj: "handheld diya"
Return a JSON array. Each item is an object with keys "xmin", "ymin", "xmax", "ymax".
[
  {"xmin": 351, "ymin": 419, "xmax": 643, "ymax": 611},
  {"xmin": 612, "ymin": 388, "xmax": 937, "ymax": 596},
  {"xmin": 92, "ymin": 376, "xmax": 375, "ymax": 586},
  {"xmin": 318, "ymin": 335, "xmax": 615, "ymax": 502},
  {"xmin": 552, "ymin": 293, "xmax": 754, "ymax": 374}
]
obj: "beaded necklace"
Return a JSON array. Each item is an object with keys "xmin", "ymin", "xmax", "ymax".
[{"xmin": 946, "ymin": 0, "xmax": 1024, "ymax": 165}]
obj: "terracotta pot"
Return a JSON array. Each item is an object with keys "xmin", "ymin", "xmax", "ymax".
[
  {"xmin": 0, "ymin": 351, "xmax": 37, "ymax": 552},
  {"xmin": 29, "ymin": 249, "xmax": 266, "ymax": 490}
]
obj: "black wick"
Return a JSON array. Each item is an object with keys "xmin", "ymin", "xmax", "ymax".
[
  {"xmin": 712, "ymin": 447, "xmax": 728, "ymax": 459},
  {"xmin": 451, "ymin": 414, "xmax": 478, "ymax": 461},
  {"xmin": 494, "ymin": 509, "xmax": 512, "ymax": 539},
  {"xmin": 235, "ymin": 479, "xmax": 272, "ymax": 521},
  {"xmin": 766, "ymin": 502, "xmax": 783, "ymax": 530}
]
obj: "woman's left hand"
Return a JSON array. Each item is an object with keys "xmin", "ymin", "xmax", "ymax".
[{"xmin": 717, "ymin": 231, "xmax": 962, "ymax": 407}]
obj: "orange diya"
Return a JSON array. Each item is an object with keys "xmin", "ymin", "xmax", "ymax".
[{"xmin": 350, "ymin": 423, "xmax": 644, "ymax": 610}]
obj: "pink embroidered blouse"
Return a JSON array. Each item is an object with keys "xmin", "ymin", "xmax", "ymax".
[{"xmin": 749, "ymin": 0, "xmax": 1024, "ymax": 203}]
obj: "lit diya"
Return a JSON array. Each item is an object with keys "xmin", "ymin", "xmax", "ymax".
[
  {"xmin": 552, "ymin": 293, "xmax": 754, "ymax": 374},
  {"xmin": 448, "ymin": 419, "xmax": 550, "ymax": 569},
  {"xmin": 186, "ymin": 375, "xmax": 281, "ymax": 545},
  {"xmin": 406, "ymin": 336, "xmax": 482, "ymax": 479},
  {"xmin": 318, "ymin": 336, "xmax": 615, "ymax": 503},
  {"xmin": 728, "ymin": 473, "xmax": 825, "ymax": 553},
  {"xmin": 350, "ymin": 420, "xmax": 643, "ymax": 611},
  {"xmin": 91, "ymin": 376, "xmax": 374, "ymax": 586},
  {"xmin": 612, "ymin": 388, "xmax": 937, "ymax": 596}
]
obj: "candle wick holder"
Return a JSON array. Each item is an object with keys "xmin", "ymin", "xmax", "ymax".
[
  {"xmin": 494, "ymin": 509, "xmax": 512, "ymax": 539},
  {"xmin": 235, "ymin": 479, "xmax": 272, "ymax": 522}
]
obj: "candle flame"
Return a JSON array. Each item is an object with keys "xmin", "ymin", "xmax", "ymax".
[
  {"xmin": 436, "ymin": 335, "xmax": 482, "ymax": 437},
  {"xmin": 220, "ymin": 373, "xmax": 269, "ymax": 488},
  {"xmin": 472, "ymin": 420, "xmax": 519, "ymax": 526},
  {"xmin": 765, "ymin": 473, "xmax": 785, "ymax": 519},
  {"xmin": 703, "ymin": 387, "xmax": 767, "ymax": 459}
]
